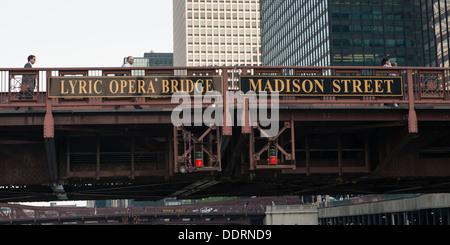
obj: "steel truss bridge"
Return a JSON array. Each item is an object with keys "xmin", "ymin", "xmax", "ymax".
[
  {"xmin": 0, "ymin": 196, "xmax": 300, "ymax": 225},
  {"xmin": 1, "ymin": 66, "xmax": 450, "ymax": 202}
]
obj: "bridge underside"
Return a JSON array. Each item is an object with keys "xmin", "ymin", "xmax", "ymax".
[
  {"xmin": 1, "ymin": 66, "xmax": 450, "ymax": 202},
  {"xmin": 2, "ymin": 108, "xmax": 450, "ymax": 202}
]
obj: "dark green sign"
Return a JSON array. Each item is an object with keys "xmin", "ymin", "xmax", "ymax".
[
  {"xmin": 48, "ymin": 76, "xmax": 223, "ymax": 98},
  {"xmin": 239, "ymin": 76, "xmax": 403, "ymax": 96}
]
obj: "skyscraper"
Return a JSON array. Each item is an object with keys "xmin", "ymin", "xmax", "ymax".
[
  {"xmin": 421, "ymin": 0, "xmax": 450, "ymax": 67},
  {"xmin": 261, "ymin": 0, "xmax": 449, "ymax": 67},
  {"xmin": 261, "ymin": 0, "xmax": 331, "ymax": 66},
  {"xmin": 173, "ymin": 0, "xmax": 262, "ymax": 67},
  {"xmin": 123, "ymin": 52, "xmax": 173, "ymax": 68}
]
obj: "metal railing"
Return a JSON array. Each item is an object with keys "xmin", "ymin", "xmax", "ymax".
[
  {"xmin": 0, "ymin": 66, "xmax": 449, "ymax": 111},
  {"xmin": 0, "ymin": 196, "xmax": 301, "ymax": 224}
]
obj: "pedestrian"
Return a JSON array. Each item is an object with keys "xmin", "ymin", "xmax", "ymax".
[
  {"xmin": 119, "ymin": 56, "xmax": 142, "ymax": 109},
  {"xmin": 123, "ymin": 56, "xmax": 134, "ymax": 67},
  {"xmin": 15, "ymin": 55, "xmax": 36, "ymax": 110},
  {"xmin": 380, "ymin": 56, "xmax": 398, "ymax": 108},
  {"xmin": 23, "ymin": 55, "xmax": 36, "ymax": 99},
  {"xmin": 381, "ymin": 56, "xmax": 391, "ymax": 67}
]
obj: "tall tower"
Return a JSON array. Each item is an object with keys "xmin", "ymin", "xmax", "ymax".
[
  {"xmin": 261, "ymin": 0, "xmax": 426, "ymax": 67},
  {"xmin": 173, "ymin": 0, "xmax": 262, "ymax": 67}
]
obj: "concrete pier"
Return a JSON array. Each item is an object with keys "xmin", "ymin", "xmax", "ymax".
[
  {"xmin": 318, "ymin": 194, "xmax": 450, "ymax": 225},
  {"xmin": 264, "ymin": 205, "xmax": 318, "ymax": 225}
]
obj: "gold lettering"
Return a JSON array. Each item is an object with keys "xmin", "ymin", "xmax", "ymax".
[
  {"xmin": 87, "ymin": 80, "xmax": 93, "ymax": 94},
  {"xmin": 186, "ymin": 80, "xmax": 194, "ymax": 93},
  {"xmin": 302, "ymin": 79, "xmax": 314, "ymax": 93},
  {"xmin": 386, "ymin": 80, "xmax": 394, "ymax": 93},
  {"xmin": 79, "ymin": 80, "xmax": 87, "ymax": 94},
  {"xmin": 314, "ymin": 79, "xmax": 324, "ymax": 93},
  {"xmin": 138, "ymin": 80, "xmax": 145, "ymax": 94},
  {"xmin": 162, "ymin": 80, "xmax": 170, "ymax": 93},
  {"xmin": 249, "ymin": 79, "xmax": 262, "ymax": 92},
  {"xmin": 171, "ymin": 80, "xmax": 179, "ymax": 93},
  {"xmin": 263, "ymin": 80, "xmax": 274, "ymax": 92},
  {"xmin": 352, "ymin": 80, "xmax": 363, "ymax": 93},
  {"xmin": 60, "ymin": 80, "xmax": 69, "ymax": 95},
  {"xmin": 129, "ymin": 80, "xmax": 136, "ymax": 94},
  {"xmin": 364, "ymin": 80, "xmax": 373, "ymax": 93},
  {"xmin": 110, "ymin": 80, "xmax": 119, "ymax": 94},
  {"xmin": 292, "ymin": 79, "xmax": 301, "ymax": 93},
  {"xmin": 341, "ymin": 80, "xmax": 351, "ymax": 93},
  {"xmin": 69, "ymin": 80, "xmax": 77, "ymax": 95},
  {"xmin": 120, "ymin": 80, "xmax": 127, "ymax": 94},
  {"xmin": 333, "ymin": 79, "xmax": 341, "ymax": 93},
  {"xmin": 274, "ymin": 79, "xmax": 285, "ymax": 92},
  {"xmin": 374, "ymin": 80, "xmax": 383, "ymax": 93},
  {"xmin": 94, "ymin": 80, "xmax": 102, "ymax": 94},
  {"xmin": 206, "ymin": 79, "xmax": 213, "ymax": 92},
  {"xmin": 285, "ymin": 79, "xmax": 291, "ymax": 93},
  {"xmin": 147, "ymin": 80, "xmax": 155, "ymax": 94}
]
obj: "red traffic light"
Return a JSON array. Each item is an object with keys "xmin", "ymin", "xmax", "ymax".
[
  {"xmin": 269, "ymin": 147, "xmax": 278, "ymax": 165},
  {"xmin": 269, "ymin": 156, "xmax": 277, "ymax": 165},
  {"xmin": 196, "ymin": 159, "xmax": 203, "ymax": 167},
  {"xmin": 195, "ymin": 151, "xmax": 203, "ymax": 168}
]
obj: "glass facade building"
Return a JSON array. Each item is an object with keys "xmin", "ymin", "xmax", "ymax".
[
  {"xmin": 261, "ymin": 0, "xmax": 450, "ymax": 67},
  {"xmin": 123, "ymin": 52, "xmax": 173, "ymax": 68},
  {"xmin": 262, "ymin": 0, "xmax": 330, "ymax": 66},
  {"xmin": 329, "ymin": 0, "xmax": 423, "ymax": 66},
  {"xmin": 422, "ymin": 0, "xmax": 450, "ymax": 67}
]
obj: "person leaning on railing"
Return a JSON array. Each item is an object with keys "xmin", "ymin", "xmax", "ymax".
[{"xmin": 380, "ymin": 56, "xmax": 399, "ymax": 108}]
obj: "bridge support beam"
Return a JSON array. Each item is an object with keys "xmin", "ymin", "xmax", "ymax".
[
  {"xmin": 373, "ymin": 128, "xmax": 418, "ymax": 175},
  {"xmin": 249, "ymin": 117, "xmax": 296, "ymax": 171},
  {"xmin": 173, "ymin": 125, "xmax": 222, "ymax": 174},
  {"xmin": 44, "ymin": 97, "xmax": 59, "ymax": 183},
  {"xmin": 407, "ymin": 69, "xmax": 418, "ymax": 134}
]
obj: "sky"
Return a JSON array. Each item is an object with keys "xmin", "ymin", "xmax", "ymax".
[{"xmin": 0, "ymin": 0, "xmax": 173, "ymax": 68}]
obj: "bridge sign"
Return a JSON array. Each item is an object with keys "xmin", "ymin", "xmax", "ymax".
[
  {"xmin": 239, "ymin": 76, "xmax": 403, "ymax": 96},
  {"xmin": 48, "ymin": 76, "xmax": 223, "ymax": 98}
]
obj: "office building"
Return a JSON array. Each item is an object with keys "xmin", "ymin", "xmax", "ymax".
[
  {"xmin": 173, "ymin": 0, "xmax": 262, "ymax": 67},
  {"xmin": 261, "ymin": 0, "xmax": 449, "ymax": 67},
  {"xmin": 421, "ymin": 0, "xmax": 450, "ymax": 67},
  {"xmin": 262, "ymin": 0, "xmax": 331, "ymax": 66},
  {"xmin": 123, "ymin": 51, "xmax": 173, "ymax": 67}
]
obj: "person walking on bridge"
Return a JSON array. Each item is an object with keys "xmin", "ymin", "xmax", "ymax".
[
  {"xmin": 22, "ymin": 55, "xmax": 36, "ymax": 100},
  {"xmin": 15, "ymin": 55, "xmax": 36, "ymax": 111}
]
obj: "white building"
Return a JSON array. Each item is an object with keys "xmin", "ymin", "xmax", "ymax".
[{"xmin": 173, "ymin": 0, "xmax": 262, "ymax": 67}]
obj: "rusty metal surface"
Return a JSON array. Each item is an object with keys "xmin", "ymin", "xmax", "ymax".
[
  {"xmin": 0, "ymin": 66, "xmax": 450, "ymax": 199},
  {"xmin": 0, "ymin": 196, "xmax": 301, "ymax": 225}
]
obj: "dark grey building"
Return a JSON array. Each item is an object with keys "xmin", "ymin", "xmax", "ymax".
[
  {"xmin": 123, "ymin": 52, "xmax": 173, "ymax": 67},
  {"xmin": 262, "ymin": 0, "xmax": 331, "ymax": 66},
  {"xmin": 261, "ymin": 0, "xmax": 449, "ymax": 67},
  {"xmin": 144, "ymin": 52, "xmax": 173, "ymax": 67}
]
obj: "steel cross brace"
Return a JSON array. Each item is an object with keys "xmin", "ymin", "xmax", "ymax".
[
  {"xmin": 173, "ymin": 125, "xmax": 221, "ymax": 173},
  {"xmin": 249, "ymin": 119, "xmax": 296, "ymax": 171}
]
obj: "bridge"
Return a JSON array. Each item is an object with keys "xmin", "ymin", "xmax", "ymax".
[
  {"xmin": 1, "ymin": 66, "xmax": 450, "ymax": 202},
  {"xmin": 0, "ymin": 196, "xmax": 301, "ymax": 225}
]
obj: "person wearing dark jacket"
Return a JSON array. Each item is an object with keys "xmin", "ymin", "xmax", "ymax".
[{"xmin": 23, "ymin": 55, "xmax": 36, "ymax": 100}]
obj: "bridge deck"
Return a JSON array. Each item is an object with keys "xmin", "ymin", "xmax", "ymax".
[{"xmin": 1, "ymin": 66, "xmax": 450, "ymax": 202}]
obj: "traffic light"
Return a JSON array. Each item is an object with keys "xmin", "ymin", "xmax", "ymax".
[
  {"xmin": 195, "ymin": 151, "xmax": 203, "ymax": 168},
  {"xmin": 268, "ymin": 146, "xmax": 278, "ymax": 165}
]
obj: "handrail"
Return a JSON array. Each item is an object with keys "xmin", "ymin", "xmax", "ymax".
[{"xmin": 0, "ymin": 66, "xmax": 449, "ymax": 111}]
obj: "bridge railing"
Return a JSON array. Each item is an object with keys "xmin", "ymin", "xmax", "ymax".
[
  {"xmin": 0, "ymin": 196, "xmax": 302, "ymax": 223},
  {"xmin": 0, "ymin": 66, "xmax": 449, "ymax": 111}
]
